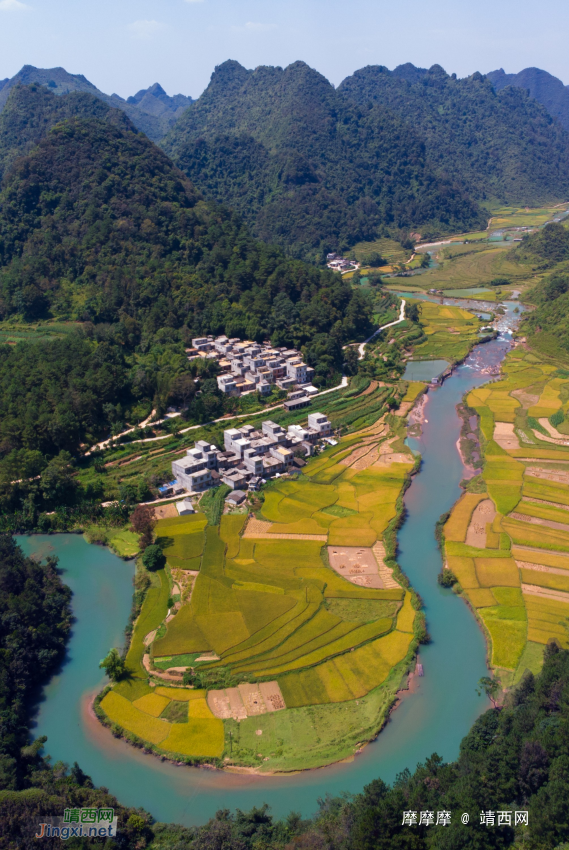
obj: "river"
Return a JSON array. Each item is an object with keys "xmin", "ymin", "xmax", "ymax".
[{"xmin": 19, "ymin": 305, "xmax": 519, "ymax": 826}]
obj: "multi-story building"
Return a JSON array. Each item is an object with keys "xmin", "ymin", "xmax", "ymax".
[{"xmin": 172, "ymin": 414, "xmax": 331, "ymax": 495}]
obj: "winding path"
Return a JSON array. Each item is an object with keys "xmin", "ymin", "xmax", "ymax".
[{"xmin": 357, "ymin": 299, "xmax": 406, "ymax": 360}]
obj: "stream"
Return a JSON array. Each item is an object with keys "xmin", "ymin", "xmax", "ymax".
[{"xmin": 20, "ymin": 303, "xmax": 520, "ymax": 826}]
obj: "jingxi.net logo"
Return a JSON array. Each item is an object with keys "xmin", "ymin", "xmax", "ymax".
[{"xmin": 36, "ymin": 808, "xmax": 118, "ymax": 840}]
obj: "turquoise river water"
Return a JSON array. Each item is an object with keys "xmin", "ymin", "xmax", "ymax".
[{"xmin": 20, "ymin": 317, "xmax": 516, "ymax": 826}]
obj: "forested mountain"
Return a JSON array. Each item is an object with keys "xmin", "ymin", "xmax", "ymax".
[
  {"xmin": 339, "ymin": 63, "xmax": 569, "ymax": 208},
  {"xmin": 517, "ymin": 223, "xmax": 569, "ymax": 358},
  {"xmin": 0, "ymin": 87, "xmax": 365, "ymax": 338},
  {"xmin": 0, "ymin": 84, "xmax": 131, "ymax": 182},
  {"xmin": 0, "ymin": 85, "xmax": 371, "ymax": 476},
  {"xmin": 162, "ymin": 60, "xmax": 485, "ymax": 260},
  {"xmin": 488, "ymin": 66, "xmax": 569, "ymax": 133},
  {"xmin": 0, "ymin": 65, "xmax": 192, "ymax": 142}
]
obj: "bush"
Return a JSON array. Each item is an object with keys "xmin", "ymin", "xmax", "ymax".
[
  {"xmin": 142, "ymin": 544, "xmax": 165, "ymax": 571},
  {"xmin": 438, "ymin": 570, "xmax": 458, "ymax": 588},
  {"xmin": 550, "ymin": 409, "xmax": 565, "ymax": 429}
]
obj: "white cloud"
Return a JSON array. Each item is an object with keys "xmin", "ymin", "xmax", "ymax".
[
  {"xmin": 233, "ymin": 22, "xmax": 277, "ymax": 33},
  {"xmin": 0, "ymin": 0, "xmax": 29, "ymax": 11},
  {"xmin": 128, "ymin": 19, "xmax": 166, "ymax": 40}
]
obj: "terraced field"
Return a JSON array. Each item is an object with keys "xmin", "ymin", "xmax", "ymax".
[
  {"xmin": 99, "ymin": 411, "xmax": 422, "ymax": 769},
  {"xmin": 410, "ymin": 300, "xmax": 487, "ymax": 362},
  {"xmin": 444, "ymin": 346, "xmax": 569, "ymax": 686}
]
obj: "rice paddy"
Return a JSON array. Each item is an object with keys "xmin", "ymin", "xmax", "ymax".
[
  {"xmin": 100, "ymin": 416, "xmax": 420, "ymax": 768},
  {"xmin": 445, "ymin": 346, "xmax": 569, "ymax": 674}
]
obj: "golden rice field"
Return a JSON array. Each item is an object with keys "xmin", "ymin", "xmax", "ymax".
[
  {"xmin": 101, "ymin": 421, "xmax": 421, "ymax": 768},
  {"xmin": 447, "ymin": 347, "xmax": 569, "ymax": 677}
]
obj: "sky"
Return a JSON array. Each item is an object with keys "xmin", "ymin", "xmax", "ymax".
[{"xmin": 1, "ymin": 0, "xmax": 569, "ymax": 99}]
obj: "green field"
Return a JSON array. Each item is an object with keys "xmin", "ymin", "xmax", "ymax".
[{"xmin": 446, "ymin": 344, "xmax": 569, "ymax": 671}]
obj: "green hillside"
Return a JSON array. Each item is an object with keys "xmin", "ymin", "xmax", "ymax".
[
  {"xmin": 0, "ymin": 83, "xmax": 131, "ymax": 181},
  {"xmin": 0, "ymin": 98, "xmax": 372, "ymax": 481},
  {"xmin": 162, "ymin": 60, "xmax": 484, "ymax": 261},
  {"xmin": 339, "ymin": 64, "xmax": 569, "ymax": 207}
]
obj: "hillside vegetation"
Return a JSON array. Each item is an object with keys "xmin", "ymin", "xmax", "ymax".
[
  {"xmin": 339, "ymin": 64, "xmax": 569, "ymax": 207},
  {"xmin": 0, "ymin": 64, "xmax": 192, "ymax": 142},
  {"xmin": 488, "ymin": 66, "xmax": 569, "ymax": 133},
  {"xmin": 0, "ymin": 89, "xmax": 372, "ymax": 484},
  {"xmin": 163, "ymin": 60, "xmax": 484, "ymax": 261}
]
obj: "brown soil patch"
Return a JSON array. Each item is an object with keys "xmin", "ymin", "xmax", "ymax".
[
  {"xmin": 340, "ymin": 441, "xmax": 380, "ymax": 469},
  {"xmin": 373, "ymin": 542, "xmax": 400, "ymax": 589},
  {"xmin": 526, "ymin": 467, "xmax": 569, "ymax": 485},
  {"xmin": 243, "ymin": 517, "xmax": 327, "ymax": 541},
  {"xmin": 394, "ymin": 401, "xmax": 413, "ymax": 418},
  {"xmin": 510, "ymin": 512, "xmax": 569, "ymax": 533},
  {"xmin": 493, "ymin": 422, "xmax": 520, "ymax": 451},
  {"xmin": 522, "ymin": 583, "xmax": 569, "ymax": 603},
  {"xmin": 465, "ymin": 499, "xmax": 496, "ymax": 548},
  {"xmin": 530, "ymin": 425, "xmax": 569, "ymax": 446},
  {"xmin": 516, "ymin": 560, "xmax": 569, "ymax": 577},
  {"xmin": 208, "ymin": 681, "xmax": 285, "ymax": 721},
  {"xmin": 539, "ymin": 418, "xmax": 569, "ymax": 441},
  {"xmin": 153, "ymin": 503, "xmax": 179, "ymax": 519},
  {"xmin": 375, "ymin": 452, "xmax": 412, "ymax": 466},
  {"xmin": 511, "ymin": 388, "xmax": 540, "ymax": 409},
  {"xmin": 328, "ymin": 545, "xmax": 384, "ymax": 588},
  {"xmin": 361, "ymin": 381, "xmax": 379, "ymax": 396}
]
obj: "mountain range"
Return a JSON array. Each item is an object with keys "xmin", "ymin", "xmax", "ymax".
[
  {"xmin": 0, "ymin": 65, "xmax": 192, "ymax": 142},
  {"xmin": 488, "ymin": 66, "xmax": 569, "ymax": 133},
  {"xmin": 1, "ymin": 58, "xmax": 569, "ymax": 269}
]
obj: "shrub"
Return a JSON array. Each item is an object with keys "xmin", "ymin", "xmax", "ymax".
[{"xmin": 143, "ymin": 544, "xmax": 166, "ymax": 571}]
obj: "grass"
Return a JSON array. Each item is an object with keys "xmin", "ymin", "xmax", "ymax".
[
  {"xmin": 160, "ymin": 700, "xmax": 189, "ymax": 723},
  {"xmin": 125, "ymin": 568, "xmax": 170, "ymax": 677},
  {"xmin": 100, "ymin": 691, "xmax": 170, "ymax": 744},
  {"xmin": 475, "ymin": 557, "xmax": 520, "ymax": 587},
  {"xmin": 132, "ymin": 692, "xmax": 171, "ymax": 717},
  {"xmin": 325, "ymin": 598, "xmax": 400, "ymax": 622},
  {"xmin": 228, "ymin": 669, "xmax": 405, "ymax": 772},
  {"xmin": 416, "ymin": 245, "xmax": 533, "ymax": 291},
  {"xmin": 479, "ymin": 613, "xmax": 527, "ymax": 669},
  {"xmin": 158, "ymin": 718, "xmax": 224, "ymax": 758},
  {"xmin": 444, "ymin": 493, "xmax": 486, "ymax": 542},
  {"xmin": 155, "ymin": 687, "xmax": 207, "ymax": 701},
  {"xmin": 503, "ymin": 518, "xmax": 569, "ymax": 554}
]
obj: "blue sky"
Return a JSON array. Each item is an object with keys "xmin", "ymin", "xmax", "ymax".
[{"xmin": 1, "ymin": 0, "xmax": 568, "ymax": 99}]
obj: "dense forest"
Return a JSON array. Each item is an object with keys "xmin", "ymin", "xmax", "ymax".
[
  {"xmin": 0, "ymin": 64, "xmax": 191, "ymax": 143},
  {"xmin": 3, "ymin": 539, "xmax": 569, "ymax": 850},
  {"xmin": 0, "ymin": 86, "xmax": 368, "ymax": 341},
  {"xmin": 515, "ymin": 223, "xmax": 569, "ymax": 360},
  {"xmin": 162, "ymin": 60, "xmax": 485, "ymax": 260},
  {"xmin": 0, "ymin": 84, "xmax": 131, "ymax": 182},
  {"xmin": 488, "ymin": 66, "xmax": 569, "ymax": 133},
  {"xmin": 0, "ymin": 84, "xmax": 372, "ymax": 484},
  {"xmin": 339, "ymin": 64, "xmax": 569, "ymax": 208}
]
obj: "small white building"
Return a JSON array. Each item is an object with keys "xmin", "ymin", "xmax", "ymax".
[{"xmin": 176, "ymin": 499, "xmax": 195, "ymax": 516}]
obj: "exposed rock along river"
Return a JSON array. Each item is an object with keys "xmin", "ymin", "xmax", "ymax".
[{"xmin": 20, "ymin": 301, "xmax": 521, "ymax": 826}]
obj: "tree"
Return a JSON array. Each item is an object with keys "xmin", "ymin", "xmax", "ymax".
[
  {"xmin": 99, "ymin": 648, "xmax": 126, "ymax": 682},
  {"xmin": 142, "ymin": 544, "xmax": 165, "ymax": 572},
  {"xmin": 344, "ymin": 346, "xmax": 359, "ymax": 377},
  {"xmin": 130, "ymin": 504, "xmax": 156, "ymax": 550},
  {"xmin": 477, "ymin": 675, "xmax": 501, "ymax": 708},
  {"xmin": 40, "ymin": 451, "xmax": 77, "ymax": 507}
]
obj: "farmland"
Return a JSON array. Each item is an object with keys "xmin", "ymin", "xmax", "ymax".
[
  {"xmin": 98, "ymin": 393, "xmax": 425, "ymax": 771},
  {"xmin": 444, "ymin": 345, "xmax": 569, "ymax": 686}
]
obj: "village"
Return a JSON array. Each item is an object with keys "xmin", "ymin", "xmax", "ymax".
[
  {"xmin": 165, "ymin": 412, "xmax": 333, "ymax": 513},
  {"xmin": 187, "ymin": 335, "xmax": 319, "ymax": 403}
]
